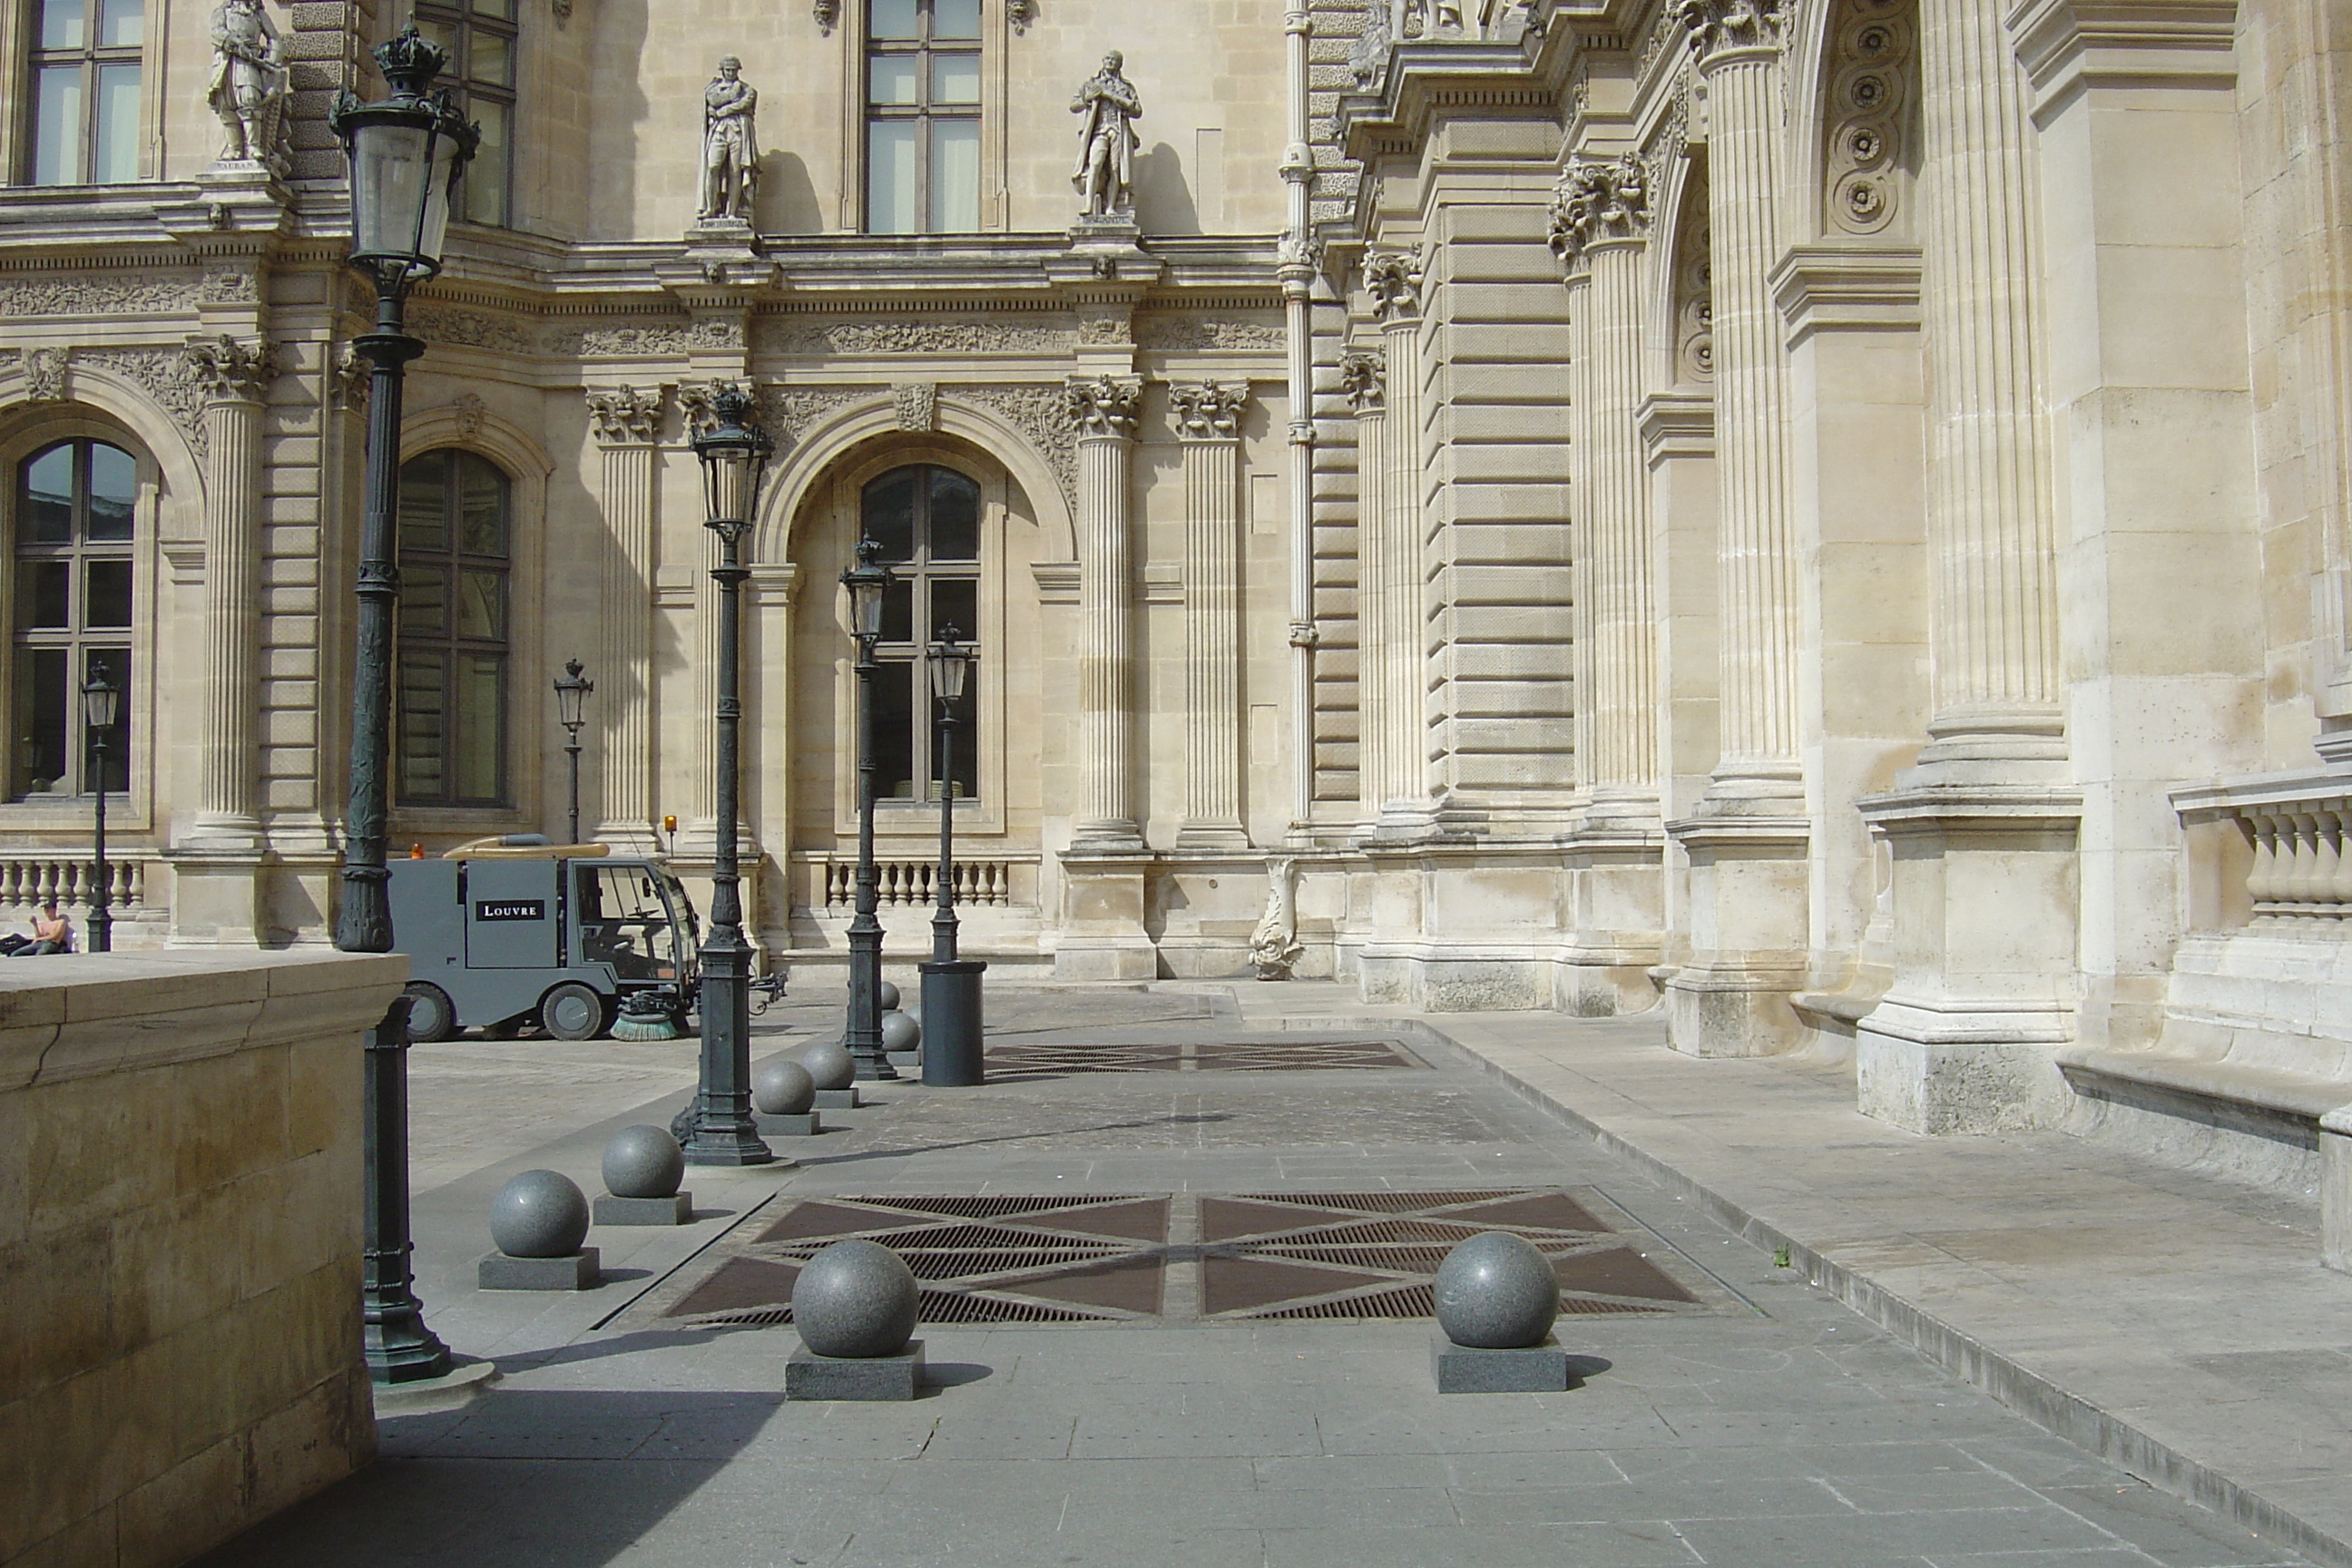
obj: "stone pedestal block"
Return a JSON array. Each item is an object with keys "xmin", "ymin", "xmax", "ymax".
[
  {"xmin": 593, "ymin": 1193, "xmax": 694, "ymax": 1226},
  {"xmin": 887, "ymin": 1050, "xmax": 922, "ymax": 1068},
  {"xmin": 786, "ymin": 1340, "xmax": 926, "ymax": 1401},
  {"xmin": 1431, "ymin": 1334, "xmax": 1573, "ymax": 1394},
  {"xmin": 166, "ymin": 851, "xmax": 266, "ymax": 946},
  {"xmin": 1855, "ymin": 1034, "xmax": 2069, "ymax": 1135},
  {"xmin": 2322, "ymin": 1108, "xmax": 2352, "ymax": 1275},
  {"xmin": 756, "ymin": 1111, "xmax": 823, "ymax": 1136},
  {"xmin": 813, "ymin": 1087, "xmax": 859, "ymax": 1110},
  {"xmin": 477, "ymin": 1250, "xmax": 601, "ymax": 1290},
  {"xmin": 1054, "ymin": 851, "xmax": 1158, "ymax": 980},
  {"xmin": 1664, "ymin": 817, "xmax": 1810, "ymax": 1057}
]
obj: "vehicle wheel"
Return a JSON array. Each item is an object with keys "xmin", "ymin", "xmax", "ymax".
[
  {"xmin": 404, "ymin": 983, "xmax": 458, "ymax": 1044},
  {"xmin": 540, "ymin": 981, "xmax": 612, "ymax": 1042}
]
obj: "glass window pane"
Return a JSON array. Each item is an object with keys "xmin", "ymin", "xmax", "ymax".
[
  {"xmin": 404, "ymin": 567, "xmax": 448, "ymax": 636},
  {"xmin": 932, "ymin": 0, "xmax": 981, "ymax": 39},
  {"xmin": 398, "ymin": 456, "xmax": 447, "ymax": 554},
  {"xmin": 472, "ymin": 0, "xmax": 517, "ymax": 18},
  {"xmin": 456, "ymin": 569, "xmax": 505, "ymax": 640},
  {"xmin": 97, "ymin": 0, "xmax": 140, "ymax": 46},
  {"xmin": 929, "ymin": 468, "xmax": 980, "ymax": 559},
  {"xmin": 414, "ymin": 16, "xmax": 457, "ymax": 56},
  {"xmin": 397, "ymin": 648, "xmax": 447, "ymax": 801},
  {"xmin": 930, "ymin": 578, "xmax": 975, "ymax": 642},
  {"xmin": 20, "ymin": 446, "xmax": 74, "ymax": 543},
  {"xmin": 880, "ymin": 578, "xmax": 914, "ymax": 644},
  {"xmin": 930, "ymin": 119, "xmax": 980, "ymax": 232},
  {"xmin": 869, "ymin": 0, "xmax": 918, "ymax": 38},
  {"xmin": 873, "ymin": 660, "xmax": 916, "ymax": 799},
  {"xmin": 470, "ymin": 30, "xmax": 513, "ymax": 87},
  {"xmin": 34, "ymin": 66, "xmax": 85, "ymax": 187},
  {"xmin": 862, "ymin": 470, "xmax": 917, "ymax": 562},
  {"xmin": 465, "ymin": 100, "xmax": 510, "ymax": 226},
  {"xmin": 38, "ymin": 0, "xmax": 87, "ymax": 50},
  {"xmin": 454, "ymin": 654, "xmax": 503, "ymax": 800},
  {"xmin": 868, "ymin": 55, "xmax": 918, "ymax": 106},
  {"xmin": 86, "ymin": 443, "xmax": 135, "ymax": 539},
  {"xmin": 15, "ymin": 648, "xmax": 69, "ymax": 797},
  {"xmin": 867, "ymin": 122, "xmax": 919, "ymax": 234},
  {"xmin": 93, "ymin": 63, "xmax": 139, "ymax": 182},
  {"xmin": 457, "ymin": 455, "xmax": 507, "ymax": 555},
  {"xmin": 83, "ymin": 646, "xmax": 129, "ymax": 790},
  {"xmin": 931, "ymin": 53, "xmax": 980, "ymax": 105},
  {"xmin": 83, "ymin": 560, "xmax": 132, "ymax": 628},
  {"xmin": 18, "ymin": 563, "xmax": 70, "ymax": 629}
]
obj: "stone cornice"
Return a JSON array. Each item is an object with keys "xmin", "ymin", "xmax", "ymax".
[
  {"xmin": 2005, "ymin": 0, "xmax": 2239, "ymax": 122},
  {"xmin": 1333, "ymin": 38, "xmax": 1563, "ymax": 168},
  {"xmin": 1769, "ymin": 244, "xmax": 1924, "ymax": 346},
  {"xmin": 1635, "ymin": 388, "xmax": 1714, "ymax": 459}
]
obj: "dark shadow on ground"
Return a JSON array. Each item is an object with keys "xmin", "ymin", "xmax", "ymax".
[{"xmin": 187, "ymin": 1391, "xmax": 782, "ymax": 1568}]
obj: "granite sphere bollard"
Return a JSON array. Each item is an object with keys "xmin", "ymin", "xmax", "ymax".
[
  {"xmin": 877, "ymin": 979, "xmax": 901, "ymax": 1011},
  {"xmin": 489, "ymin": 1170, "xmax": 592, "ymax": 1259},
  {"xmin": 601, "ymin": 1125, "xmax": 684, "ymax": 1200},
  {"xmin": 880, "ymin": 1009, "xmax": 921, "ymax": 1054},
  {"xmin": 1433, "ymin": 1231, "xmax": 1560, "ymax": 1349},
  {"xmin": 792, "ymin": 1240, "xmax": 919, "ymax": 1358},
  {"xmin": 799, "ymin": 1039, "xmax": 856, "ymax": 1091},
  {"xmin": 752, "ymin": 1058, "xmax": 817, "ymax": 1115}
]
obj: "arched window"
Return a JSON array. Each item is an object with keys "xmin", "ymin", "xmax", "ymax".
[
  {"xmin": 397, "ymin": 449, "xmax": 511, "ymax": 807},
  {"xmin": 11, "ymin": 437, "xmax": 134, "ymax": 799},
  {"xmin": 861, "ymin": 463, "xmax": 980, "ymax": 802}
]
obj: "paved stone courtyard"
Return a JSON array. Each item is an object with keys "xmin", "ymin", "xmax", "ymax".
[{"xmin": 194, "ymin": 988, "xmax": 2309, "ymax": 1568}]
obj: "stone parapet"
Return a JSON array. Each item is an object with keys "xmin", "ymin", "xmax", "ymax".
[{"xmin": 0, "ymin": 949, "xmax": 407, "ymax": 1568}]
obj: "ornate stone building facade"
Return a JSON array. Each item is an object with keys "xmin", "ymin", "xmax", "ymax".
[{"xmin": 4, "ymin": 0, "xmax": 2349, "ymax": 1179}]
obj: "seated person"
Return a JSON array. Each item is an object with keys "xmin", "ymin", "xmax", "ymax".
[{"xmin": 27, "ymin": 902, "xmax": 73, "ymax": 955}]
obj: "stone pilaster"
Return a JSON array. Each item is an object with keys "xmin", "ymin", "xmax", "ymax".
[
  {"xmin": 1342, "ymin": 346, "xmax": 1393, "ymax": 828},
  {"xmin": 1067, "ymin": 374, "xmax": 1144, "ymax": 846},
  {"xmin": 1171, "ymin": 381, "xmax": 1252, "ymax": 848},
  {"xmin": 1367, "ymin": 251, "xmax": 1433, "ymax": 836},
  {"xmin": 586, "ymin": 385, "xmax": 666, "ymax": 851}
]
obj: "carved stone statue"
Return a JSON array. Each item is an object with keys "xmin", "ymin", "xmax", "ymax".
[
  {"xmin": 206, "ymin": 0, "xmax": 285, "ymax": 168},
  {"xmin": 699, "ymin": 56, "xmax": 760, "ymax": 222},
  {"xmin": 1070, "ymin": 51, "xmax": 1142, "ymax": 219},
  {"xmin": 1250, "ymin": 858, "xmax": 1306, "ymax": 981}
]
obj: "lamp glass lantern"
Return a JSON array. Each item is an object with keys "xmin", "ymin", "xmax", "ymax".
[
  {"xmin": 842, "ymin": 538, "xmax": 894, "ymax": 641},
  {"xmin": 330, "ymin": 27, "xmax": 478, "ymax": 293},
  {"xmin": 928, "ymin": 628, "xmax": 975, "ymax": 706},
  {"xmin": 82, "ymin": 671, "xmax": 120, "ymax": 739},
  {"xmin": 692, "ymin": 387, "xmax": 773, "ymax": 544},
  {"xmin": 554, "ymin": 659, "xmax": 592, "ymax": 730}
]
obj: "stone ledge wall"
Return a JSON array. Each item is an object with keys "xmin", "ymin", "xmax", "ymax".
[{"xmin": 0, "ymin": 949, "xmax": 408, "ymax": 1568}]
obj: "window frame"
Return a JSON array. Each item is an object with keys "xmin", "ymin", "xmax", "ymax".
[
  {"xmin": 838, "ymin": 0, "xmax": 1006, "ymax": 234},
  {"xmin": 393, "ymin": 446, "xmax": 514, "ymax": 811},
  {"xmin": 15, "ymin": 0, "xmax": 146, "ymax": 188},
  {"xmin": 409, "ymin": 0, "xmax": 518, "ymax": 228}
]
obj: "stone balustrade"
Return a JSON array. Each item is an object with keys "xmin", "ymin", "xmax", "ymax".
[
  {"xmin": 818, "ymin": 856, "xmax": 1020, "ymax": 909},
  {"xmin": 1, "ymin": 948, "xmax": 408, "ymax": 1567},
  {"xmin": 2240, "ymin": 797, "xmax": 2352, "ymax": 923},
  {"xmin": 0, "ymin": 853, "xmax": 150, "ymax": 922}
]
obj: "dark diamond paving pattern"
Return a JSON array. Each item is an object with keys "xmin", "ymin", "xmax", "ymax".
[
  {"xmin": 664, "ymin": 1189, "xmax": 1707, "ymax": 1328},
  {"xmin": 981, "ymin": 1036, "xmax": 1427, "ymax": 1076}
]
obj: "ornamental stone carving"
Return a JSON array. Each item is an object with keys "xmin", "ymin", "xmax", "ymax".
[
  {"xmin": 699, "ymin": 57, "xmax": 760, "ymax": 222},
  {"xmin": 1351, "ymin": 0, "xmax": 1391, "ymax": 86},
  {"xmin": 1822, "ymin": 0, "xmax": 1915, "ymax": 237},
  {"xmin": 892, "ymin": 382, "xmax": 938, "ymax": 432},
  {"xmin": 1338, "ymin": 348, "xmax": 1387, "ymax": 414},
  {"xmin": 1678, "ymin": 0, "xmax": 1787, "ymax": 59},
  {"xmin": 813, "ymin": 0, "xmax": 838, "ymax": 32},
  {"xmin": 0, "ymin": 277, "xmax": 199, "ymax": 317},
  {"xmin": 1008, "ymin": 0, "xmax": 1035, "ymax": 34},
  {"xmin": 586, "ymin": 385, "xmax": 666, "ymax": 446},
  {"xmin": 1676, "ymin": 220, "xmax": 1714, "ymax": 383},
  {"xmin": 958, "ymin": 384, "xmax": 1079, "ymax": 512},
  {"xmin": 755, "ymin": 318, "xmax": 1071, "ymax": 355},
  {"xmin": 553, "ymin": 318, "xmax": 740, "ymax": 358},
  {"xmin": 1137, "ymin": 317, "xmax": 1287, "ymax": 351},
  {"xmin": 199, "ymin": 269, "xmax": 260, "ymax": 305},
  {"xmin": 407, "ymin": 305, "xmax": 532, "ymax": 353},
  {"xmin": 24, "ymin": 348, "xmax": 68, "ymax": 403},
  {"xmin": 1363, "ymin": 250, "xmax": 1424, "ymax": 321},
  {"xmin": 1170, "ymin": 382, "xmax": 1250, "ymax": 441},
  {"xmin": 1067, "ymin": 375, "xmax": 1143, "ymax": 440},
  {"xmin": 328, "ymin": 342, "xmax": 370, "ymax": 413},
  {"xmin": 81, "ymin": 348, "xmax": 211, "ymax": 456},
  {"xmin": 181, "ymin": 334, "xmax": 278, "ymax": 403},
  {"xmin": 1548, "ymin": 154, "xmax": 1653, "ymax": 275},
  {"xmin": 451, "ymin": 393, "xmax": 487, "ymax": 441}
]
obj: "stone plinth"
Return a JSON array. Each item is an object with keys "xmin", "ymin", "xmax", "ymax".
[
  {"xmin": 812, "ymin": 1087, "xmax": 859, "ymax": 1110},
  {"xmin": 478, "ymin": 1250, "xmax": 603, "ymax": 1290},
  {"xmin": 0, "ymin": 949, "xmax": 408, "ymax": 1568},
  {"xmin": 593, "ymin": 1193, "xmax": 693, "ymax": 1226},
  {"xmin": 786, "ymin": 1341, "xmax": 926, "ymax": 1401},
  {"xmin": 1431, "ymin": 1334, "xmax": 1573, "ymax": 1394},
  {"xmin": 755, "ymin": 1111, "xmax": 823, "ymax": 1137},
  {"xmin": 2324, "ymin": 1108, "xmax": 2352, "ymax": 1276}
]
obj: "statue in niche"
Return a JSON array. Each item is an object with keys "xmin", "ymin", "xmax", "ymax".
[
  {"xmin": 206, "ymin": 0, "xmax": 285, "ymax": 167},
  {"xmin": 699, "ymin": 56, "xmax": 760, "ymax": 222},
  {"xmin": 1070, "ymin": 50, "xmax": 1142, "ymax": 219}
]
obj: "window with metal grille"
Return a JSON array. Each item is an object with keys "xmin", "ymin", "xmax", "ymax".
[
  {"xmin": 24, "ymin": 0, "xmax": 142, "ymax": 186},
  {"xmin": 865, "ymin": 0, "xmax": 980, "ymax": 234},
  {"xmin": 11, "ymin": 438, "xmax": 133, "ymax": 799},
  {"xmin": 411, "ymin": 0, "xmax": 515, "ymax": 226},
  {"xmin": 861, "ymin": 464, "xmax": 981, "ymax": 802},
  {"xmin": 397, "ymin": 449, "xmax": 511, "ymax": 807}
]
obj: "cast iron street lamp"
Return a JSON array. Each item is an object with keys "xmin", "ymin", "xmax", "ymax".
[
  {"xmin": 82, "ymin": 671, "xmax": 117, "ymax": 954},
  {"xmin": 920, "ymin": 629, "xmax": 986, "ymax": 1086},
  {"xmin": 554, "ymin": 658, "xmax": 593, "ymax": 845},
  {"xmin": 330, "ymin": 24, "xmax": 477, "ymax": 1385},
  {"xmin": 840, "ymin": 539, "xmax": 897, "ymax": 1081},
  {"xmin": 683, "ymin": 387, "xmax": 778, "ymax": 1167}
]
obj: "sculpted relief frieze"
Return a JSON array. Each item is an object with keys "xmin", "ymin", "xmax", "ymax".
[
  {"xmin": 956, "ymin": 384, "xmax": 1079, "ymax": 514},
  {"xmin": 753, "ymin": 318, "xmax": 1074, "ymax": 356},
  {"xmin": 552, "ymin": 319, "xmax": 742, "ymax": 358},
  {"xmin": 1135, "ymin": 317, "xmax": 1286, "ymax": 352},
  {"xmin": 78, "ymin": 348, "xmax": 213, "ymax": 456},
  {"xmin": 405, "ymin": 304, "xmax": 534, "ymax": 355},
  {"xmin": 0, "ymin": 276, "xmax": 200, "ymax": 318},
  {"xmin": 1822, "ymin": 0, "xmax": 1916, "ymax": 238}
]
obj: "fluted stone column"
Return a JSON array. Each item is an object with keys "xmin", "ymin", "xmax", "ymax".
[
  {"xmin": 585, "ymin": 386, "xmax": 665, "ymax": 851},
  {"xmin": 1367, "ymin": 251, "xmax": 1432, "ymax": 836},
  {"xmin": 1343, "ymin": 347, "xmax": 1392, "ymax": 828},
  {"xmin": 170, "ymin": 335, "xmax": 275, "ymax": 946},
  {"xmin": 1069, "ymin": 375, "xmax": 1143, "ymax": 847},
  {"xmin": 1172, "ymin": 382, "xmax": 1251, "ymax": 849}
]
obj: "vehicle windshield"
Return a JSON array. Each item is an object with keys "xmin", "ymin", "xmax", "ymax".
[
  {"xmin": 658, "ymin": 871, "xmax": 701, "ymax": 965},
  {"xmin": 574, "ymin": 864, "xmax": 682, "ymax": 981}
]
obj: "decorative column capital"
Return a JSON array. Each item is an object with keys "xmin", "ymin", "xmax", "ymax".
[
  {"xmin": 1066, "ymin": 374, "xmax": 1142, "ymax": 441},
  {"xmin": 1677, "ymin": 0, "xmax": 1787, "ymax": 64},
  {"xmin": 1339, "ymin": 348, "xmax": 1387, "ymax": 415},
  {"xmin": 181, "ymin": 333, "xmax": 277, "ymax": 405},
  {"xmin": 1364, "ymin": 250, "xmax": 1425, "ymax": 322},
  {"xmin": 1169, "ymin": 381, "xmax": 1250, "ymax": 441},
  {"xmin": 586, "ymin": 384, "xmax": 668, "ymax": 446},
  {"xmin": 328, "ymin": 341, "xmax": 370, "ymax": 415},
  {"xmin": 1549, "ymin": 153, "xmax": 1654, "ymax": 277}
]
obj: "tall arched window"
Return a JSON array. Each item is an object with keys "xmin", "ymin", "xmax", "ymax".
[
  {"xmin": 862, "ymin": 463, "xmax": 980, "ymax": 801},
  {"xmin": 397, "ymin": 449, "xmax": 511, "ymax": 807},
  {"xmin": 11, "ymin": 437, "xmax": 134, "ymax": 799}
]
